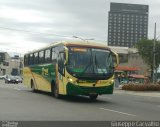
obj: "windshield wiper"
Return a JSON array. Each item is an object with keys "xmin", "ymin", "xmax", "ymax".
[
  {"xmin": 94, "ymin": 55, "xmax": 107, "ymax": 76},
  {"xmin": 78, "ymin": 52, "xmax": 93, "ymax": 76}
]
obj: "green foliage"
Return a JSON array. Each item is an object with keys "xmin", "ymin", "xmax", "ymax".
[{"xmin": 136, "ymin": 39, "xmax": 160, "ymax": 69}]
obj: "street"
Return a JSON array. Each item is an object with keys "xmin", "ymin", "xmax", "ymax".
[{"xmin": 0, "ymin": 80, "xmax": 160, "ymax": 121}]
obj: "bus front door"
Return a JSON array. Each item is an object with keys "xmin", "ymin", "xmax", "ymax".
[{"xmin": 57, "ymin": 52, "xmax": 65, "ymax": 95}]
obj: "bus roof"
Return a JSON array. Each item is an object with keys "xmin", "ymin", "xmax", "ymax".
[
  {"xmin": 62, "ymin": 40, "xmax": 110, "ymax": 49},
  {"xmin": 25, "ymin": 40, "xmax": 111, "ymax": 55}
]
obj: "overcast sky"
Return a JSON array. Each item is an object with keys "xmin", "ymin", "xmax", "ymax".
[{"xmin": 0, "ymin": 0, "xmax": 160, "ymax": 55}]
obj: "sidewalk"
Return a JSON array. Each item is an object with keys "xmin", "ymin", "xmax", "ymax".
[{"xmin": 114, "ymin": 88, "xmax": 160, "ymax": 98}]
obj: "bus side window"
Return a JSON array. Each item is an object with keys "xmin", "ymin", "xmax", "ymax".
[
  {"xmin": 58, "ymin": 52, "xmax": 64, "ymax": 75},
  {"xmin": 39, "ymin": 50, "xmax": 44, "ymax": 64},
  {"xmin": 45, "ymin": 49, "xmax": 51, "ymax": 63},
  {"xmin": 29, "ymin": 54, "xmax": 34, "ymax": 65},
  {"xmin": 52, "ymin": 47, "xmax": 56, "ymax": 62},
  {"xmin": 34, "ymin": 52, "xmax": 38, "ymax": 65}
]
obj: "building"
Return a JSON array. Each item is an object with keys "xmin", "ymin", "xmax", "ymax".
[
  {"xmin": 108, "ymin": 2, "xmax": 149, "ymax": 47},
  {"xmin": 110, "ymin": 46, "xmax": 149, "ymax": 75},
  {"xmin": 127, "ymin": 48, "xmax": 149, "ymax": 75},
  {"xmin": 0, "ymin": 52, "xmax": 23, "ymax": 76},
  {"xmin": 109, "ymin": 46, "xmax": 128, "ymax": 64},
  {"xmin": 10, "ymin": 55, "xmax": 22, "ymax": 75},
  {"xmin": 0, "ymin": 52, "xmax": 11, "ymax": 75}
]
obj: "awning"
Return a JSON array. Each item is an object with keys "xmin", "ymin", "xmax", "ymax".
[
  {"xmin": 115, "ymin": 66, "xmax": 141, "ymax": 71},
  {"xmin": 129, "ymin": 74, "xmax": 147, "ymax": 79}
]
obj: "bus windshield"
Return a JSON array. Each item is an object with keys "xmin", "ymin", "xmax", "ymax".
[{"xmin": 66, "ymin": 47, "xmax": 114, "ymax": 80}]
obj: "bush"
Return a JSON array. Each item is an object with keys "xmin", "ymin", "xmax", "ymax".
[{"xmin": 122, "ymin": 84, "xmax": 160, "ymax": 91}]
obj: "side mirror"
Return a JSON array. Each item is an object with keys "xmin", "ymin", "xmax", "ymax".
[{"xmin": 111, "ymin": 51, "xmax": 119, "ymax": 68}]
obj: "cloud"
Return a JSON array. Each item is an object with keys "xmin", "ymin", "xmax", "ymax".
[
  {"xmin": 0, "ymin": 0, "xmax": 160, "ymax": 55},
  {"xmin": 0, "ymin": 6, "xmax": 51, "ymax": 23}
]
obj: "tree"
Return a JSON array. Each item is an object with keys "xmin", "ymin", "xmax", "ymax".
[{"xmin": 136, "ymin": 39, "xmax": 160, "ymax": 79}]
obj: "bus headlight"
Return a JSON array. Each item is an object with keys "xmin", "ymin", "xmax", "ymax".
[
  {"xmin": 68, "ymin": 78, "xmax": 73, "ymax": 82},
  {"xmin": 110, "ymin": 79, "xmax": 114, "ymax": 84},
  {"xmin": 67, "ymin": 77, "xmax": 77, "ymax": 84}
]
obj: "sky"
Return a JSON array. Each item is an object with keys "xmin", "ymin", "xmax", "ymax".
[{"xmin": 0, "ymin": 0, "xmax": 160, "ymax": 56}]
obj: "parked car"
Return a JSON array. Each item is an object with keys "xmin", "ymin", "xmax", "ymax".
[
  {"xmin": 15, "ymin": 76, "xmax": 23, "ymax": 83},
  {"xmin": 4, "ymin": 75, "xmax": 18, "ymax": 84}
]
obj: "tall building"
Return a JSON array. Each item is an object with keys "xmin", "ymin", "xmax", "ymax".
[{"xmin": 108, "ymin": 2, "xmax": 149, "ymax": 47}]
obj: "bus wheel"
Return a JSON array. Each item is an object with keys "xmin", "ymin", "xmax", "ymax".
[
  {"xmin": 31, "ymin": 80, "xmax": 36, "ymax": 92},
  {"xmin": 51, "ymin": 83, "xmax": 60, "ymax": 98},
  {"xmin": 89, "ymin": 94, "xmax": 98, "ymax": 100},
  {"xmin": 54, "ymin": 85, "xmax": 59, "ymax": 98}
]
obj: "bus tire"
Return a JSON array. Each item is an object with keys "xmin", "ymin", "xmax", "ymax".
[
  {"xmin": 31, "ymin": 80, "xmax": 36, "ymax": 92},
  {"xmin": 51, "ymin": 81, "xmax": 60, "ymax": 98},
  {"xmin": 89, "ymin": 94, "xmax": 98, "ymax": 100}
]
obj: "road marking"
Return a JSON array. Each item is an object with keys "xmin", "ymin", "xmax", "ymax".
[{"xmin": 99, "ymin": 108, "xmax": 136, "ymax": 117}]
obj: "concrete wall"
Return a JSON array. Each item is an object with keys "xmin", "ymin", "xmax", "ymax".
[
  {"xmin": 128, "ymin": 52, "xmax": 149, "ymax": 75},
  {"xmin": 110, "ymin": 47, "xmax": 149, "ymax": 75}
]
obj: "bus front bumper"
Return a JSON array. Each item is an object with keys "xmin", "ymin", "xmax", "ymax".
[{"xmin": 66, "ymin": 82, "xmax": 114, "ymax": 95}]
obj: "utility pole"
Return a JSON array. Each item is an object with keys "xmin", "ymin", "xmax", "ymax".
[{"xmin": 153, "ymin": 23, "xmax": 156, "ymax": 83}]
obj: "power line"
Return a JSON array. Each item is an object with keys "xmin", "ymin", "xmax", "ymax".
[
  {"xmin": 0, "ymin": 26, "xmax": 70, "ymax": 38},
  {"xmin": 0, "ymin": 26, "xmax": 106, "ymax": 42}
]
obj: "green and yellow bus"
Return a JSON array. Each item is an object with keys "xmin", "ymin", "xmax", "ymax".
[{"xmin": 23, "ymin": 40, "xmax": 119, "ymax": 100}]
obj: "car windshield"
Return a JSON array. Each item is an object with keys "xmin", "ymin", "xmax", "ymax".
[
  {"xmin": 15, "ymin": 76, "xmax": 22, "ymax": 80},
  {"xmin": 66, "ymin": 47, "xmax": 114, "ymax": 79},
  {"xmin": 8, "ymin": 75, "xmax": 16, "ymax": 79}
]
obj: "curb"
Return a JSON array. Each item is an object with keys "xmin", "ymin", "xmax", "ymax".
[{"xmin": 114, "ymin": 89, "xmax": 160, "ymax": 98}]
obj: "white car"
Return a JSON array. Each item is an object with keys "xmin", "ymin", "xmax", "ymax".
[{"xmin": 15, "ymin": 76, "xmax": 23, "ymax": 83}]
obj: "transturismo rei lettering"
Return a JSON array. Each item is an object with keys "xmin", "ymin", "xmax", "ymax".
[{"xmin": 111, "ymin": 121, "xmax": 160, "ymax": 127}]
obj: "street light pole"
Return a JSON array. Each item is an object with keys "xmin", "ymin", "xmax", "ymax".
[
  {"xmin": 72, "ymin": 36, "xmax": 95, "ymax": 42},
  {"xmin": 153, "ymin": 23, "xmax": 156, "ymax": 83}
]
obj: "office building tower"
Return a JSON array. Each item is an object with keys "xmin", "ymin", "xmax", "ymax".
[{"xmin": 108, "ymin": 2, "xmax": 149, "ymax": 47}]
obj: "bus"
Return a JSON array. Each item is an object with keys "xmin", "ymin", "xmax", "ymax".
[{"xmin": 23, "ymin": 40, "xmax": 119, "ymax": 100}]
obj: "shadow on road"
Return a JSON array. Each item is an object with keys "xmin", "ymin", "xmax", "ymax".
[
  {"xmin": 60, "ymin": 95, "xmax": 107, "ymax": 103},
  {"xmin": 27, "ymin": 90, "xmax": 112, "ymax": 104}
]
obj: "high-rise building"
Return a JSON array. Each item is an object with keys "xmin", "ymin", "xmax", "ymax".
[{"xmin": 108, "ymin": 2, "xmax": 149, "ymax": 47}]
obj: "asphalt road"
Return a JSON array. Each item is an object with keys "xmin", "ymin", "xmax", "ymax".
[{"xmin": 0, "ymin": 80, "xmax": 160, "ymax": 121}]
